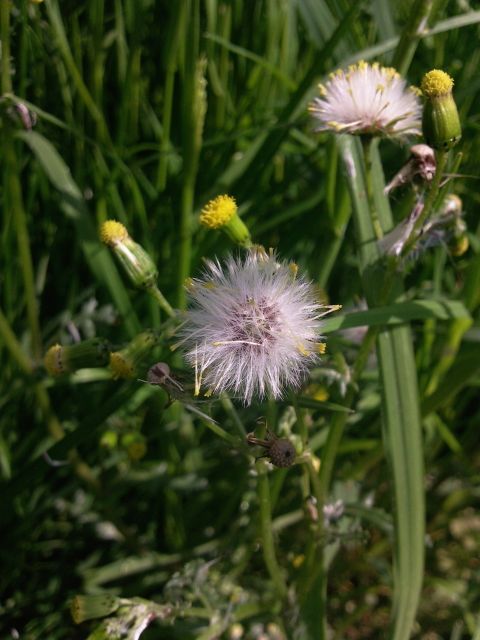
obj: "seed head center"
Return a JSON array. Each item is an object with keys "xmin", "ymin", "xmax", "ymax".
[{"xmin": 230, "ymin": 296, "xmax": 281, "ymax": 345}]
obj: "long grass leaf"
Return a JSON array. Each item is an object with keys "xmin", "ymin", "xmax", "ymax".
[{"xmin": 16, "ymin": 131, "xmax": 141, "ymax": 337}]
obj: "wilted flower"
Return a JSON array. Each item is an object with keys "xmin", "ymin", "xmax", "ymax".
[
  {"xmin": 309, "ymin": 61, "xmax": 421, "ymax": 138},
  {"xmin": 179, "ymin": 248, "xmax": 336, "ymax": 405},
  {"xmin": 384, "ymin": 144, "xmax": 436, "ymax": 195}
]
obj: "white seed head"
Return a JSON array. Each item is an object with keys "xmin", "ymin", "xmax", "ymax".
[
  {"xmin": 180, "ymin": 249, "xmax": 328, "ymax": 405},
  {"xmin": 309, "ymin": 61, "xmax": 421, "ymax": 138}
]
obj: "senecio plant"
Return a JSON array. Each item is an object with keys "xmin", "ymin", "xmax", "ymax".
[{"xmin": 39, "ymin": 59, "xmax": 465, "ymax": 640}]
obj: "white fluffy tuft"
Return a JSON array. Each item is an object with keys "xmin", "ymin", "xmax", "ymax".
[
  {"xmin": 309, "ymin": 62, "xmax": 421, "ymax": 138},
  {"xmin": 180, "ymin": 249, "xmax": 326, "ymax": 405}
]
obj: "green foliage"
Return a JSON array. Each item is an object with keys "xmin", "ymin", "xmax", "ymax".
[{"xmin": 2, "ymin": 1, "xmax": 480, "ymax": 639}]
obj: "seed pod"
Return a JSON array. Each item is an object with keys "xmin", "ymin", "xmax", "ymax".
[
  {"xmin": 246, "ymin": 428, "xmax": 296, "ymax": 468},
  {"xmin": 268, "ymin": 438, "xmax": 296, "ymax": 468}
]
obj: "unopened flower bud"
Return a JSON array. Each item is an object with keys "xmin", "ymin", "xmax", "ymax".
[
  {"xmin": 200, "ymin": 195, "xmax": 252, "ymax": 247},
  {"xmin": 121, "ymin": 432, "xmax": 147, "ymax": 461},
  {"xmin": 449, "ymin": 234, "xmax": 469, "ymax": 257},
  {"xmin": 421, "ymin": 70, "xmax": 461, "ymax": 150},
  {"xmin": 70, "ymin": 594, "xmax": 120, "ymax": 624},
  {"xmin": 109, "ymin": 330, "xmax": 159, "ymax": 379},
  {"xmin": 100, "ymin": 220, "xmax": 158, "ymax": 290},
  {"xmin": 44, "ymin": 338, "xmax": 111, "ymax": 376}
]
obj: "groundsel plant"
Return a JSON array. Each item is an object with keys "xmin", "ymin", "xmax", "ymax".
[
  {"xmin": 178, "ymin": 247, "xmax": 337, "ymax": 405},
  {"xmin": 309, "ymin": 60, "xmax": 422, "ymax": 138}
]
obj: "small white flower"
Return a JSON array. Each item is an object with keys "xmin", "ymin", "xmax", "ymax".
[
  {"xmin": 309, "ymin": 60, "xmax": 421, "ymax": 138},
  {"xmin": 180, "ymin": 248, "xmax": 334, "ymax": 405}
]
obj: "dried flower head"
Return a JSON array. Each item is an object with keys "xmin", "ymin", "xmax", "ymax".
[
  {"xmin": 246, "ymin": 429, "xmax": 297, "ymax": 468},
  {"xmin": 309, "ymin": 61, "xmax": 421, "ymax": 138},
  {"xmin": 179, "ymin": 248, "xmax": 336, "ymax": 405}
]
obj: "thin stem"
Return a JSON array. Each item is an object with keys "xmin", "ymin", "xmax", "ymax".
[
  {"xmin": 201, "ymin": 418, "xmax": 239, "ymax": 445},
  {"xmin": 318, "ymin": 325, "xmax": 379, "ymax": 504},
  {"xmin": 156, "ymin": 66, "xmax": 176, "ymax": 192},
  {"xmin": 148, "ymin": 286, "xmax": 176, "ymax": 319},
  {"xmin": 0, "ymin": 306, "xmax": 33, "ymax": 373},
  {"xmin": 392, "ymin": 0, "xmax": 434, "ymax": 76},
  {"xmin": 1, "ymin": 2, "xmax": 42, "ymax": 359},
  {"xmin": 1, "ymin": 0, "xmax": 12, "ymax": 93},
  {"xmin": 362, "ymin": 137, "xmax": 383, "ymax": 240},
  {"xmin": 401, "ymin": 150, "xmax": 448, "ymax": 257},
  {"xmin": 257, "ymin": 467, "xmax": 288, "ymax": 598},
  {"xmin": 220, "ymin": 394, "xmax": 247, "ymax": 437},
  {"xmin": 177, "ymin": 184, "xmax": 195, "ymax": 309}
]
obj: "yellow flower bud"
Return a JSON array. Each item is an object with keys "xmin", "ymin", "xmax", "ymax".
[
  {"xmin": 44, "ymin": 338, "xmax": 110, "ymax": 376},
  {"xmin": 421, "ymin": 70, "xmax": 461, "ymax": 150},
  {"xmin": 200, "ymin": 195, "xmax": 252, "ymax": 247},
  {"xmin": 100, "ymin": 219, "xmax": 158, "ymax": 290},
  {"xmin": 109, "ymin": 330, "xmax": 159, "ymax": 379}
]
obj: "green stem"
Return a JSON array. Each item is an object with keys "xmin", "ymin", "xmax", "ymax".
[
  {"xmin": 257, "ymin": 468, "xmax": 288, "ymax": 598},
  {"xmin": 401, "ymin": 149, "xmax": 448, "ymax": 257},
  {"xmin": 45, "ymin": 0, "xmax": 112, "ymax": 147},
  {"xmin": 392, "ymin": 0, "xmax": 433, "ymax": 75},
  {"xmin": 392, "ymin": 0, "xmax": 434, "ymax": 76},
  {"xmin": 0, "ymin": 306, "xmax": 33, "ymax": 373},
  {"xmin": 1, "ymin": 0, "xmax": 12, "ymax": 93},
  {"xmin": 1, "ymin": 2, "xmax": 42, "ymax": 359},
  {"xmin": 220, "ymin": 395, "xmax": 246, "ymax": 437},
  {"xmin": 156, "ymin": 2, "xmax": 184, "ymax": 191},
  {"xmin": 5, "ymin": 142, "xmax": 43, "ymax": 359},
  {"xmin": 148, "ymin": 286, "xmax": 176, "ymax": 319},
  {"xmin": 177, "ymin": 184, "xmax": 195, "ymax": 309},
  {"xmin": 362, "ymin": 137, "xmax": 383, "ymax": 240},
  {"xmin": 156, "ymin": 66, "xmax": 176, "ymax": 192},
  {"xmin": 318, "ymin": 325, "xmax": 378, "ymax": 503},
  {"xmin": 201, "ymin": 418, "xmax": 239, "ymax": 445}
]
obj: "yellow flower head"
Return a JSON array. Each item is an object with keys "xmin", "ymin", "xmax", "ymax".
[
  {"xmin": 44, "ymin": 344, "xmax": 64, "ymax": 375},
  {"xmin": 200, "ymin": 195, "xmax": 237, "ymax": 229},
  {"xmin": 421, "ymin": 70, "xmax": 454, "ymax": 98},
  {"xmin": 100, "ymin": 220, "xmax": 129, "ymax": 247}
]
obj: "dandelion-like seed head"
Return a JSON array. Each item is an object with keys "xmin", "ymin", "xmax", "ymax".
[
  {"xmin": 309, "ymin": 60, "xmax": 421, "ymax": 138},
  {"xmin": 179, "ymin": 248, "xmax": 333, "ymax": 405}
]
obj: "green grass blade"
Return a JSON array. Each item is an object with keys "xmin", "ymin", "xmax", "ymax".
[
  {"xmin": 377, "ymin": 326, "xmax": 425, "ymax": 640},
  {"xmin": 16, "ymin": 131, "xmax": 141, "ymax": 337},
  {"xmin": 341, "ymin": 135, "xmax": 426, "ymax": 640},
  {"xmin": 322, "ymin": 299, "xmax": 471, "ymax": 333}
]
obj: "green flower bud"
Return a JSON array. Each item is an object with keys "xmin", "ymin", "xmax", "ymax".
[
  {"xmin": 44, "ymin": 338, "xmax": 111, "ymax": 376},
  {"xmin": 200, "ymin": 195, "xmax": 252, "ymax": 248},
  {"xmin": 109, "ymin": 329, "xmax": 159, "ymax": 379},
  {"xmin": 421, "ymin": 69, "xmax": 461, "ymax": 150},
  {"xmin": 100, "ymin": 220, "xmax": 158, "ymax": 290},
  {"xmin": 121, "ymin": 432, "xmax": 147, "ymax": 461},
  {"xmin": 70, "ymin": 594, "xmax": 121, "ymax": 624}
]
